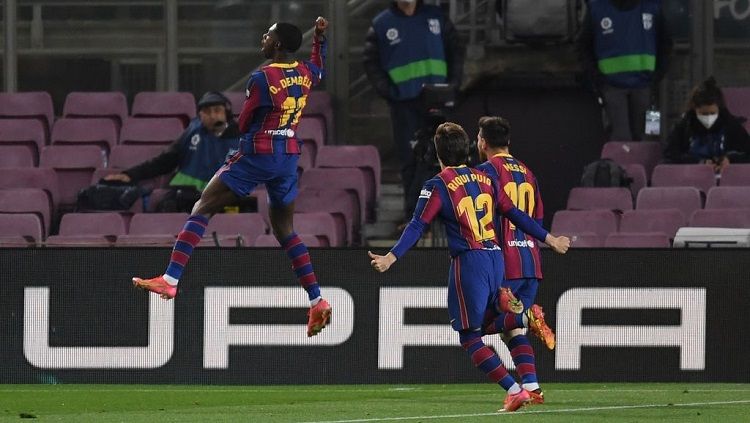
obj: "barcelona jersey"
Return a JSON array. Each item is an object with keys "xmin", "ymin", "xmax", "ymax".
[
  {"xmin": 237, "ymin": 36, "xmax": 326, "ymax": 155},
  {"xmin": 477, "ymin": 153, "xmax": 544, "ymax": 280}
]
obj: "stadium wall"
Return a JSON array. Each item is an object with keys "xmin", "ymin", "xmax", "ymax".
[{"xmin": 2, "ymin": 248, "xmax": 748, "ymax": 384}]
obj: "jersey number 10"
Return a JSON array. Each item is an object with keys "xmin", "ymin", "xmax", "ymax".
[{"xmin": 503, "ymin": 182, "xmax": 535, "ymax": 230}]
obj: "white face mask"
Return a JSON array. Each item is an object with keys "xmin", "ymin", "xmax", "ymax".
[{"xmin": 697, "ymin": 113, "xmax": 719, "ymax": 129}]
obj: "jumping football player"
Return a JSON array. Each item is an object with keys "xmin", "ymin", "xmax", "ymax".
[
  {"xmin": 369, "ymin": 122, "xmax": 570, "ymax": 412},
  {"xmin": 133, "ymin": 17, "xmax": 332, "ymax": 337},
  {"xmin": 476, "ymin": 116, "xmax": 555, "ymax": 405}
]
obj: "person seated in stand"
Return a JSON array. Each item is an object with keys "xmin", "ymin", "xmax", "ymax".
[{"xmin": 664, "ymin": 77, "xmax": 750, "ymax": 173}]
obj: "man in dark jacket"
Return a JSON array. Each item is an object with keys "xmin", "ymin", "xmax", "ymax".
[
  {"xmin": 577, "ymin": 0, "xmax": 672, "ymax": 141},
  {"xmin": 363, "ymin": 0, "xmax": 464, "ymax": 219},
  {"xmin": 105, "ymin": 91, "xmax": 239, "ymax": 192}
]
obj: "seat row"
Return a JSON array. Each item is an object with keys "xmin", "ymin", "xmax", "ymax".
[{"xmin": 0, "ymin": 211, "xmax": 341, "ymax": 248}]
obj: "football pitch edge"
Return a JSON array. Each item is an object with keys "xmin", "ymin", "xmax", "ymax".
[{"xmin": 1, "ymin": 383, "xmax": 749, "ymax": 423}]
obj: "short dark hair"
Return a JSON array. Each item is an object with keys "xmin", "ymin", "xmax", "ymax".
[
  {"xmin": 688, "ymin": 76, "xmax": 725, "ymax": 111},
  {"xmin": 478, "ymin": 116, "xmax": 510, "ymax": 148},
  {"xmin": 273, "ymin": 22, "xmax": 303, "ymax": 53},
  {"xmin": 434, "ymin": 122, "xmax": 471, "ymax": 167}
]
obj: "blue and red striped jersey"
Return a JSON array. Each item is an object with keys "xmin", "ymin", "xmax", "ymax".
[
  {"xmin": 398, "ymin": 165, "xmax": 502, "ymax": 257},
  {"xmin": 237, "ymin": 36, "xmax": 326, "ymax": 155},
  {"xmin": 477, "ymin": 153, "xmax": 544, "ymax": 279}
]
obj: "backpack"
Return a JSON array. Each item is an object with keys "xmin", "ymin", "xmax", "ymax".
[
  {"xmin": 76, "ymin": 180, "xmax": 145, "ymax": 211},
  {"xmin": 580, "ymin": 159, "xmax": 632, "ymax": 187}
]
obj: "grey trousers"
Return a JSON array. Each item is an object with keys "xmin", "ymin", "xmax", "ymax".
[{"xmin": 602, "ymin": 85, "xmax": 651, "ymax": 141}]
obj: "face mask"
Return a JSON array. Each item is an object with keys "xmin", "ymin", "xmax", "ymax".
[{"xmin": 697, "ymin": 113, "xmax": 719, "ymax": 129}]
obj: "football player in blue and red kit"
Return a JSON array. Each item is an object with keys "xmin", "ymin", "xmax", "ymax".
[
  {"xmin": 369, "ymin": 122, "xmax": 569, "ymax": 412},
  {"xmin": 476, "ymin": 116, "xmax": 555, "ymax": 406},
  {"xmin": 133, "ymin": 17, "xmax": 332, "ymax": 337}
]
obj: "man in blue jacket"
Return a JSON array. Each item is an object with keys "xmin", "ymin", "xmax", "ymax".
[
  {"xmin": 577, "ymin": 0, "xmax": 672, "ymax": 141},
  {"xmin": 363, "ymin": 0, "xmax": 464, "ymax": 219}
]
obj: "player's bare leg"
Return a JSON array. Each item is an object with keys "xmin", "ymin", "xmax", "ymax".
[
  {"xmin": 133, "ymin": 176, "xmax": 237, "ymax": 299},
  {"xmin": 270, "ymin": 201, "xmax": 331, "ymax": 336}
]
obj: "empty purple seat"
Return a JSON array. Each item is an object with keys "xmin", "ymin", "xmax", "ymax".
[
  {"xmin": 40, "ymin": 145, "xmax": 106, "ymax": 207},
  {"xmin": 601, "ymin": 141, "xmax": 662, "ymax": 177},
  {"xmin": 109, "ymin": 145, "xmax": 164, "ymax": 169},
  {"xmin": 57, "ymin": 212, "xmax": 126, "ymax": 236},
  {"xmin": 294, "ymin": 212, "xmax": 340, "ymax": 247},
  {"xmin": 0, "ymin": 168, "xmax": 59, "ymax": 209},
  {"xmin": 51, "ymin": 118, "xmax": 119, "ymax": 153},
  {"xmin": 0, "ymin": 92, "xmax": 54, "ymax": 138},
  {"xmin": 689, "ymin": 208, "xmax": 750, "ymax": 228},
  {"xmin": 120, "ymin": 117, "xmax": 185, "ymax": 145},
  {"xmin": 128, "ymin": 212, "xmax": 189, "ymax": 235},
  {"xmin": 316, "ymin": 145, "xmax": 382, "ymax": 200},
  {"xmin": 0, "ymin": 145, "xmax": 35, "ymax": 168},
  {"xmin": 619, "ymin": 209, "xmax": 684, "ymax": 239},
  {"xmin": 0, "ymin": 189, "xmax": 53, "ymax": 236},
  {"xmin": 651, "ymin": 164, "xmax": 716, "ymax": 193},
  {"xmin": 0, "ymin": 213, "xmax": 44, "ymax": 242},
  {"xmin": 131, "ymin": 92, "xmax": 196, "ymax": 127},
  {"xmin": 222, "ymin": 91, "xmax": 245, "ymax": 117},
  {"xmin": 604, "ymin": 232, "xmax": 671, "ymax": 248},
  {"xmin": 205, "ymin": 213, "xmax": 267, "ymax": 246},
  {"xmin": 724, "ymin": 87, "xmax": 750, "ymax": 123},
  {"xmin": 297, "ymin": 117, "xmax": 324, "ymax": 161},
  {"xmin": 62, "ymin": 92, "xmax": 128, "ymax": 128},
  {"xmin": 300, "ymin": 168, "xmax": 368, "ymax": 223},
  {"xmin": 566, "ymin": 187, "xmax": 633, "ymax": 211},
  {"xmin": 705, "ymin": 186, "xmax": 750, "ymax": 209},
  {"xmin": 549, "ymin": 232, "xmax": 602, "ymax": 248},
  {"xmin": 623, "ymin": 164, "xmax": 647, "ymax": 197},
  {"xmin": 305, "ymin": 91, "xmax": 333, "ymax": 144},
  {"xmin": 115, "ymin": 234, "xmax": 176, "ymax": 247},
  {"xmin": 253, "ymin": 233, "xmax": 321, "ymax": 247},
  {"xmin": 720, "ymin": 164, "xmax": 750, "ymax": 187},
  {"xmin": 636, "ymin": 187, "xmax": 702, "ymax": 219},
  {"xmin": 551, "ymin": 209, "xmax": 618, "ymax": 239},
  {"xmin": 0, "ymin": 119, "xmax": 46, "ymax": 163},
  {"xmin": 297, "ymin": 149, "xmax": 314, "ymax": 176},
  {"xmin": 297, "ymin": 188, "xmax": 359, "ymax": 245}
]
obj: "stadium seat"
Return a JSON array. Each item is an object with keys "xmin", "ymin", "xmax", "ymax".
[
  {"xmin": 205, "ymin": 213, "xmax": 267, "ymax": 247},
  {"xmin": 689, "ymin": 208, "xmax": 750, "ymax": 228},
  {"xmin": 636, "ymin": 187, "xmax": 702, "ymax": 219},
  {"xmin": 0, "ymin": 119, "xmax": 47, "ymax": 164},
  {"xmin": 297, "ymin": 149, "xmax": 314, "ymax": 176},
  {"xmin": 305, "ymin": 90, "xmax": 334, "ymax": 144},
  {"xmin": 120, "ymin": 117, "xmax": 185, "ymax": 145},
  {"xmin": 705, "ymin": 186, "xmax": 750, "ymax": 209},
  {"xmin": 566, "ymin": 187, "xmax": 633, "ymax": 211},
  {"xmin": 723, "ymin": 87, "xmax": 750, "ymax": 125},
  {"xmin": 294, "ymin": 212, "xmax": 340, "ymax": 247},
  {"xmin": 296, "ymin": 188, "xmax": 359, "ymax": 246},
  {"xmin": 601, "ymin": 141, "xmax": 662, "ymax": 177},
  {"xmin": 0, "ymin": 212, "xmax": 44, "ymax": 244},
  {"xmin": 51, "ymin": 118, "xmax": 119, "ymax": 154},
  {"xmin": 604, "ymin": 232, "xmax": 671, "ymax": 248},
  {"xmin": 253, "ymin": 233, "xmax": 321, "ymax": 247},
  {"xmin": 115, "ymin": 234, "xmax": 177, "ymax": 247},
  {"xmin": 619, "ymin": 209, "xmax": 685, "ymax": 239},
  {"xmin": 40, "ymin": 145, "xmax": 106, "ymax": 207},
  {"xmin": 651, "ymin": 164, "xmax": 716, "ymax": 194},
  {"xmin": 128, "ymin": 212, "xmax": 189, "ymax": 235},
  {"xmin": 0, "ymin": 145, "xmax": 35, "ymax": 168},
  {"xmin": 316, "ymin": 145, "xmax": 382, "ymax": 200},
  {"xmin": 109, "ymin": 145, "xmax": 164, "ymax": 169},
  {"xmin": 56, "ymin": 212, "xmax": 127, "ymax": 236},
  {"xmin": 297, "ymin": 117, "xmax": 325, "ymax": 162},
  {"xmin": 300, "ymin": 168, "xmax": 369, "ymax": 224},
  {"xmin": 44, "ymin": 235, "xmax": 114, "ymax": 247},
  {"xmin": 0, "ymin": 91, "xmax": 55, "ymax": 138},
  {"xmin": 0, "ymin": 168, "xmax": 59, "ymax": 213},
  {"xmin": 222, "ymin": 91, "xmax": 245, "ymax": 118},
  {"xmin": 549, "ymin": 232, "xmax": 602, "ymax": 248},
  {"xmin": 131, "ymin": 92, "xmax": 196, "ymax": 127},
  {"xmin": 551, "ymin": 209, "xmax": 619, "ymax": 239},
  {"xmin": 0, "ymin": 188, "xmax": 52, "ymax": 236},
  {"xmin": 62, "ymin": 92, "xmax": 129, "ymax": 128},
  {"xmin": 720, "ymin": 164, "xmax": 750, "ymax": 186},
  {"xmin": 623, "ymin": 164, "xmax": 647, "ymax": 197}
]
